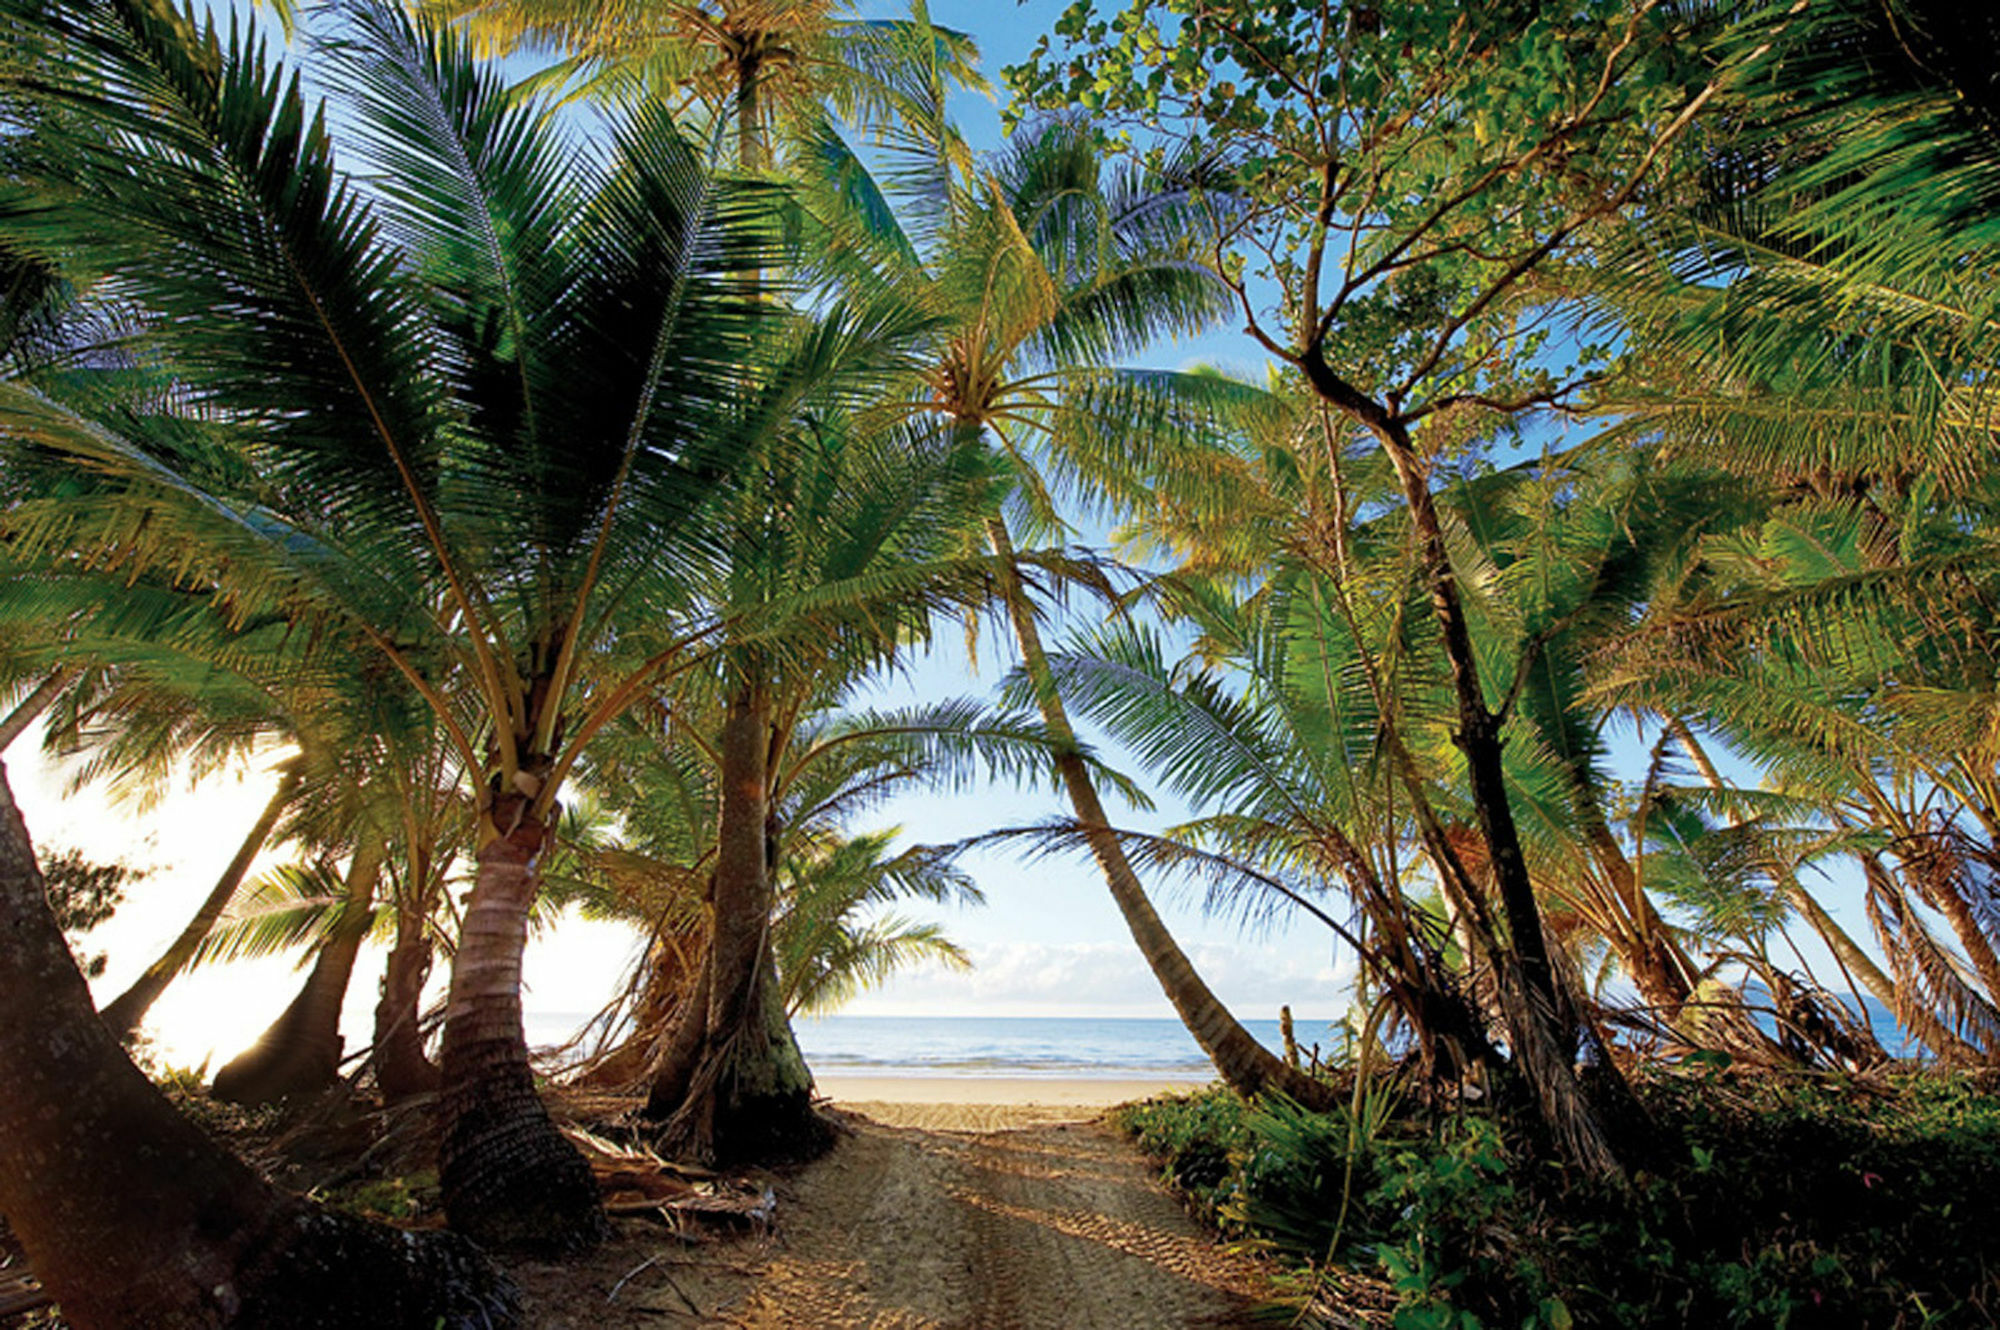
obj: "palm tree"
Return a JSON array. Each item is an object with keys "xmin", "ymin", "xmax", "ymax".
[
  {"xmin": 552, "ymin": 717, "xmax": 985, "ymax": 1071},
  {"xmin": 861, "ymin": 120, "xmax": 1337, "ymax": 1105},
  {"xmin": 421, "ymin": 0, "xmax": 981, "ymax": 179},
  {"xmin": 0, "ymin": 0, "xmax": 815, "ymax": 1249},
  {"xmin": 1581, "ymin": 0, "xmax": 2000, "ymax": 1061},
  {"xmin": 0, "ymin": 762, "xmax": 517, "ymax": 1326},
  {"xmin": 629, "ymin": 383, "xmax": 1010, "ymax": 1161}
]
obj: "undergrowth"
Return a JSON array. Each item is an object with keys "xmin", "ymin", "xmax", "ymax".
[{"xmin": 1112, "ymin": 1066, "xmax": 2000, "ymax": 1328}]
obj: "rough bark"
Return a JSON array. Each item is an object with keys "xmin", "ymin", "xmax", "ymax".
[
  {"xmin": 100, "ymin": 759, "xmax": 303, "ymax": 1041},
  {"xmin": 645, "ymin": 678, "xmax": 827, "ymax": 1165},
  {"xmin": 370, "ymin": 901, "xmax": 439, "ymax": 1102},
  {"xmin": 0, "ymin": 758, "xmax": 517, "ymax": 1329},
  {"xmin": 988, "ymin": 518, "xmax": 1334, "ymax": 1109},
  {"xmin": 436, "ymin": 802, "xmax": 608, "ymax": 1253},
  {"xmin": 210, "ymin": 830, "xmax": 385, "ymax": 1107},
  {"xmin": 1295, "ymin": 353, "xmax": 1619, "ymax": 1177}
]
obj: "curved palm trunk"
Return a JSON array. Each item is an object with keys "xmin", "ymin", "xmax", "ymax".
[
  {"xmin": 436, "ymin": 793, "xmax": 607, "ymax": 1253},
  {"xmin": 0, "ymin": 667, "xmax": 70, "ymax": 753},
  {"xmin": 988, "ymin": 519, "xmax": 1333, "ymax": 1108},
  {"xmin": 645, "ymin": 677, "xmax": 825, "ymax": 1164},
  {"xmin": 100, "ymin": 759, "xmax": 303, "ymax": 1041},
  {"xmin": 0, "ymin": 759, "xmax": 517, "ymax": 1329},
  {"xmin": 210, "ymin": 830, "xmax": 385, "ymax": 1106},
  {"xmin": 370, "ymin": 898, "xmax": 439, "ymax": 1102},
  {"xmin": 1566, "ymin": 765, "xmax": 1696, "ymax": 1016}
]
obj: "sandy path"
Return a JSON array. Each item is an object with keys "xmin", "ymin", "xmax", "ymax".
[
  {"xmin": 727, "ymin": 1114, "xmax": 1264, "ymax": 1329},
  {"xmin": 518, "ymin": 1108, "xmax": 1268, "ymax": 1329}
]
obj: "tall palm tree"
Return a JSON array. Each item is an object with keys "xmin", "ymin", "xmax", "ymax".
[
  {"xmin": 0, "ymin": 0, "xmax": 809, "ymax": 1249},
  {"xmin": 630, "ymin": 382, "xmax": 1010, "ymax": 1161},
  {"xmin": 860, "ymin": 120, "xmax": 1338, "ymax": 1105},
  {"xmin": 422, "ymin": 0, "xmax": 981, "ymax": 180},
  {"xmin": 0, "ymin": 764, "xmax": 517, "ymax": 1325}
]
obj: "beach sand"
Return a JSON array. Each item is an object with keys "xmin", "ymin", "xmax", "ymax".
[
  {"xmin": 814, "ymin": 1074, "xmax": 1210, "ymax": 1131},
  {"xmin": 512, "ymin": 1076, "xmax": 1267, "ymax": 1327}
]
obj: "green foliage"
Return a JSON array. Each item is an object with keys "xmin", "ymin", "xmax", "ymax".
[
  {"xmin": 318, "ymin": 1170, "xmax": 441, "ymax": 1225},
  {"xmin": 1117, "ymin": 1071, "xmax": 2000, "ymax": 1327}
]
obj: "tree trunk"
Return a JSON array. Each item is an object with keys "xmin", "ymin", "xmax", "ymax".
[
  {"xmin": 1567, "ymin": 765, "xmax": 1695, "ymax": 1016},
  {"xmin": 987, "ymin": 517, "xmax": 1334, "ymax": 1108},
  {"xmin": 0, "ymin": 667, "xmax": 70, "ymax": 753},
  {"xmin": 99, "ymin": 759, "xmax": 303, "ymax": 1041},
  {"xmin": 645, "ymin": 676, "xmax": 826, "ymax": 1164},
  {"xmin": 578, "ymin": 925, "xmax": 698, "ymax": 1089},
  {"xmin": 1296, "ymin": 354, "xmax": 1619, "ymax": 1176},
  {"xmin": 210, "ymin": 830, "xmax": 385, "ymax": 1106},
  {"xmin": 370, "ymin": 900, "xmax": 438, "ymax": 1103},
  {"xmin": 436, "ymin": 797, "xmax": 608, "ymax": 1253},
  {"xmin": 0, "ymin": 758, "xmax": 517, "ymax": 1329}
]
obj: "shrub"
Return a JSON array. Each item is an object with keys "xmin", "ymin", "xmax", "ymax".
[{"xmin": 1114, "ymin": 1069, "xmax": 2000, "ymax": 1328}]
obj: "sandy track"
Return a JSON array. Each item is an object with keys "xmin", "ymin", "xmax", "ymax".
[
  {"xmin": 728, "ymin": 1114, "xmax": 1264, "ymax": 1329},
  {"xmin": 515, "ymin": 1110, "xmax": 1268, "ymax": 1329}
]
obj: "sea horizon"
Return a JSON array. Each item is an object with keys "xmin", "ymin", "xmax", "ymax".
[
  {"xmin": 526, "ymin": 996, "xmax": 1920, "ymax": 1080},
  {"xmin": 526, "ymin": 1011, "xmax": 1336, "ymax": 1081}
]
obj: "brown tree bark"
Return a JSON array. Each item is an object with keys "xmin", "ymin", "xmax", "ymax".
[
  {"xmin": 436, "ymin": 796, "xmax": 608, "ymax": 1252},
  {"xmin": 0, "ymin": 667, "xmax": 70, "ymax": 754},
  {"xmin": 988, "ymin": 519, "xmax": 1335, "ymax": 1108},
  {"xmin": 1296, "ymin": 352, "xmax": 1619, "ymax": 1177},
  {"xmin": 577, "ymin": 924, "xmax": 698, "ymax": 1089},
  {"xmin": 0, "ymin": 759, "xmax": 517, "ymax": 1329},
  {"xmin": 370, "ymin": 900, "xmax": 439, "ymax": 1102},
  {"xmin": 644, "ymin": 675, "xmax": 825, "ymax": 1164},
  {"xmin": 100, "ymin": 758, "xmax": 304, "ymax": 1041},
  {"xmin": 210, "ymin": 829, "xmax": 385, "ymax": 1106}
]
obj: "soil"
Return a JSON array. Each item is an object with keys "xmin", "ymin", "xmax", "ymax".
[{"xmin": 508, "ymin": 1106, "xmax": 1271, "ymax": 1329}]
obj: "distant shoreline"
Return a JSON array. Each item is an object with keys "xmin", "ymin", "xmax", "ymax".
[{"xmin": 815, "ymin": 1073, "xmax": 1207, "ymax": 1110}]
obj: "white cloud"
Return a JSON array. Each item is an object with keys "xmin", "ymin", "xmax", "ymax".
[{"xmin": 844, "ymin": 937, "xmax": 1356, "ymax": 1022}]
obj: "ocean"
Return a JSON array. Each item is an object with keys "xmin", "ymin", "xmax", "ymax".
[
  {"xmin": 524, "ymin": 1000, "xmax": 1915, "ymax": 1080},
  {"xmin": 795, "ymin": 1014, "xmax": 1307, "ymax": 1080},
  {"xmin": 525, "ymin": 1011, "xmax": 1314, "ymax": 1080}
]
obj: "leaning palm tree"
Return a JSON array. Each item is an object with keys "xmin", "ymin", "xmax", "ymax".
[
  {"xmin": 848, "ymin": 119, "xmax": 1338, "ymax": 1105},
  {"xmin": 0, "ymin": 0, "xmax": 817, "ymax": 1250}
]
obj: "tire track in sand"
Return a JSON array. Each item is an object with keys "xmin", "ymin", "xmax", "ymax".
[{"xmin": 728, "ymin": 1115, "xmax": 1265, "ymax": 1329}]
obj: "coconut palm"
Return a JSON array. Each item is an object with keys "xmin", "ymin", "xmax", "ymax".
[
  {"xmin": 0, "ymin": 758, "xmax": 516, "ymax": 1325},
  {"xmin": 421, "ymin": 0, "xmax": 981, "ymax": 183},
  {"xmin": 626, "ymin": 393, "xmax": 1020, "ymax": 1161},
  {"xmin": 0, "ymin": 0, "xmax": 835, "ymax": 1249}
]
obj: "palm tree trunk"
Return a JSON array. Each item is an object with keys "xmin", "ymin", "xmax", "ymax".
[
  {"xmin": 647, "ymin": 675, "xmax": 824, "ymax": 1163},
  {"xmin": 1567, "ymin": 767, "xmax": 1696, "ymax": 1015},
  {"xmin": 99, "ymin": 758, "xmax": 303, "ymax": 1041},
  {"xmin": 370, "ymin": 899, "xmax": 439, "ymax": 1102},
  {"xmin": 210, "ymin": 828, "xmax": 385, "ymax": 1106},
  {"xmin": 0, "ymin": 667, "xmax": 70, "ymax": 753},
  {"xmin": 987, "ymin": 518, "xmax": 1333, "ymax": 1108},
  {"xmin": 0, "ymin": 759, "xmax": 517, "ymax": 1329},
  {"xmin": 436, "ymin": 791, "xmax": 608, "ymax": 1253}
]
